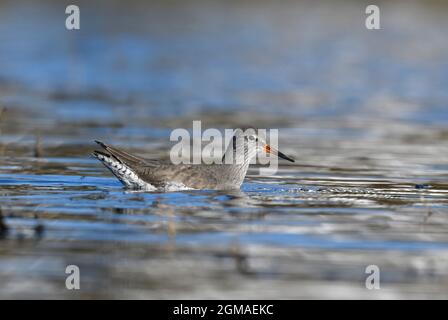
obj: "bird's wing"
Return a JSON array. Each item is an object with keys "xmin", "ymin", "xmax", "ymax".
[{"xmin": 134, "ymin": 164, "xmax": 221, "ymax": 189}]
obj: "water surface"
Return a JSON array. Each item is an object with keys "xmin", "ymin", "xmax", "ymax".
[{"xmin": 0, "ymin": 0, "xmax": 448, "ymax": 299}]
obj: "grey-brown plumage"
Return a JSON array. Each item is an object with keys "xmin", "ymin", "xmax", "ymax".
[{"xmin": 92, "ymin": 129, "xmax": 294, "ymax": 191}]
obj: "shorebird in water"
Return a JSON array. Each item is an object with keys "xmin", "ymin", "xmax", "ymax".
[{"xmin": 93, "ymin": 129, "xmax": 294, "ymax": 191}]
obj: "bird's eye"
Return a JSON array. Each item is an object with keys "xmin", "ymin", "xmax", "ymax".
[{"xmin": 248, "ymin": 135, "xmax": 256, "ymax": 141}]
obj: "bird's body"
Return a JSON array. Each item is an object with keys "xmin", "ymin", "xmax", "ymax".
[
  {"xmin": 93, "ymin": 129, "xmax": 294, "ymax": 191},
  {"xmin": 94, "ymin": 150, "xmax": 249, "ymax": 191}
]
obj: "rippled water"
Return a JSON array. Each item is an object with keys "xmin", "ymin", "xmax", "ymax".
[{"xmin": 0, "ymin": 0, "xmax": 448, "ymax": 299}]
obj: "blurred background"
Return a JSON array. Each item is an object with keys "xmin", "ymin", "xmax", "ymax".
[{"xmin": 0, "ymin": 0, "xmax": 447, "ymax": 299}]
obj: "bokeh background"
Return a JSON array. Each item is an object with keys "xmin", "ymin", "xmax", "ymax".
[{"xmin": 0, "ymin": 0, "xmax": 447, "ymax": 299}]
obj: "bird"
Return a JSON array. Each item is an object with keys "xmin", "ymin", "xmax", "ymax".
[{"xmin": 92, "ymin": 129, "xmax": 294, "ymax": 191}]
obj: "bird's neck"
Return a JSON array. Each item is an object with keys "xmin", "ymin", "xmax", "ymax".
[
  {"xmin": 222, "ymin": 136, "xmax": 252, "ymax": 165},
  {"xmin": 219, "ymin": 162, "xmax": 251, "ymax": 188}
]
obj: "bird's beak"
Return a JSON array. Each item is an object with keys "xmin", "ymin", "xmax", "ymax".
[{"xmin": 264, "ymin": 144, "xmax": 295, "ymax": 162}]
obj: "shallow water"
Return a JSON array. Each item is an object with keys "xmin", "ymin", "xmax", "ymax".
[{"xmin": 0, "ymin": 0, "xmax": 448, "ymax": 299}]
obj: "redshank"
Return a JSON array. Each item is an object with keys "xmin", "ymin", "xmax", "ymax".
[{"xmin": 92, "ymin": 129, "xmax": 294, "ymax": 191}]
